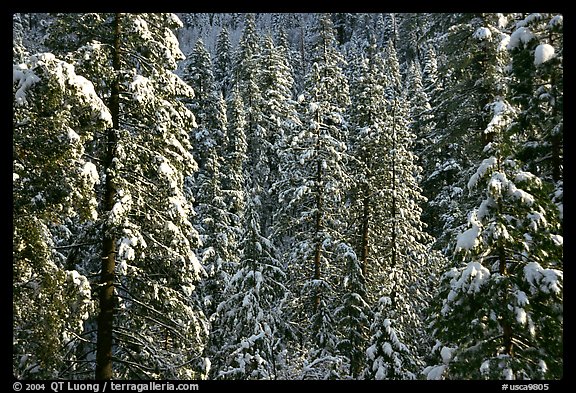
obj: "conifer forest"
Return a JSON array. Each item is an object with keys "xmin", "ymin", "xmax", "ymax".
[{"xmin": 12, "ymin": 13, "xmax": 563, "ymax": 381}]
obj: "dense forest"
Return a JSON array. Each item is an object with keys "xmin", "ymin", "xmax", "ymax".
[{"xmin": 13, "ymin": 12, "xmax": 563, "ymax": 380}]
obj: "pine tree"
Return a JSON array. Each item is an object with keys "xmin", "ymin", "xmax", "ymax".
[
  {"xmin": 257, "ymin": 34, "xmax": 301, "ymax": 235},
  {"xmin": 421, "ymin": 14, "xmax": 510, "ymax": 252},
  {"xmin": 183, "ymin": 40, "xmax": 248, "ymax": 374},
  {"xmin": 405, "ymin": 59, "xmax": 435, "ymax": 161},
  {"xmin": 44, "ymin": 13, "xmax": 208, "ymax": 379},
  {"xmin": 334, "ymin": 245, "xmax": 371, "ymax": 378},
  {"xmin": 505, "ymin": 13, "xmax": 563, "ymax": 220},
  {"xmin": 346, "ymin": 41, "xmax": 387, "ymax": 285},
  {"xmin": 214, "ymin": 27, "xmax": 233, "ymax": 99},
  {"xmin": 348, "ymin": 40, "xmax": 446, "ymax": 380},
  {"xmin": 13, "ymin": 52, "xmax": 112, "ymax": 379},
  {"xmin": 232, "ymin": 14, "xmax": 268, "ymax": 205},
  {"xmin": 426, "ymin": 98, "xmax": 563, "ymax": 379},
  {"xmin": 421, "ymin": 43, "xmax": 442, "ymax": 107},
  {"xmin": 273, "ymin": 14, "xmax": 351, "ymax": 379},
  {"xmin": 223, "ymin": 86, "xmax": 248, "ymax": 217},
  {"xmin": 210, "ymin": 191, "xmax": 288, "ymax": 380}
]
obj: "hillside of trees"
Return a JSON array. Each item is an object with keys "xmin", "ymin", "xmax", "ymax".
[{"xmin": 13, "ymin": 12, "xmax": 563, "ymax": 381}]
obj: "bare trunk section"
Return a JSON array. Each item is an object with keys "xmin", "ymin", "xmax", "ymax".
[
  {"xmin": 359, "ymin": 182, "xmax": 370, "ymax": 277},
  {"xmin": 313, "ymin": 140, "xmax": 323, "ymax": 312},
  {"xmin": 498, "ymin": 240, "xmax": 513, "ymax": 356},
  {"xmin": 496, "ymin": 179, "xmax": 513, "ymax": 357},
  {"xmin": 95, "ymin": 13, "xmax": 121, "ymax": 381}
]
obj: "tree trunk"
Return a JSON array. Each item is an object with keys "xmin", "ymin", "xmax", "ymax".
[
  {"xmin": 499, "ymin": 241, "xmax": 514, "ymax": 356},
  {"xmin": 359, "ymin": 182, "xmax": 370, "ymax": 277},
  {"xmin": 313, "ymin": 154, "xmax": 323, "ymax": 311},
  {"xmin": 95, "ymin": 13, "xmax": 121, "ymax": 381}
]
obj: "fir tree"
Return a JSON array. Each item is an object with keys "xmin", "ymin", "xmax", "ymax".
[
  {"xmin": 13, "ymin": 52, "xmax": 112, "ymax": 379},
  {"xmin": 214, "ymin": 27, "xmax": 233, "ymax": 99},
  {"xmin": 257, "ymin": 34, "xmax": 301, "ymax": 235},
  {"xmin": 360, "ymin": 40, "xmax": 444, "ymax": 379},
  {"xmin": 426, "ymin": 98, "xmax": 563, "ymax": 379},
  {"xmin": 44, "ymin": 13, "xmax": 208, "ymax": 379},
  {"xmin": 334, "ymin": 245, "xmax": 371, "ymax": 378},
  {"xmin": 273, "ymin": 13, "xmax": 351, "ymax": 379},
  {"xmin": 210, "ymin": 191, "xmax": 288, "ymax": 380}
]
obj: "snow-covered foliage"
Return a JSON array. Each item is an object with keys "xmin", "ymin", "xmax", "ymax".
[
  {"xmin": 14, "ymin": 12, "xmax": 562, "ymax": 381},
  {"xmin": 534, "ymin": 43, "xmax": 555, "ymax": 66},
  {"xmin": 430, "ymin": 129, "xmax": 562, "ymax": 379},
  {"xmin": 13, "ymin": 52, "xmax": 110, "ymax": 378},
  {"xmin": 36, "ymin": 13, "xmax": 209, "ymax": 379},
  {"xmin": 210, "ymin": 199, "xmax": 288, "ymax": 379}
]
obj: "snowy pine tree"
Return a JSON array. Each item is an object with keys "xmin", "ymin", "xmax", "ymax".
[
  {"xmin": 257, "ymin": 33, "xmax": 301, "ymax": 234},
  {"xmin": 359, "ymin": 40, "xmax": 444, "ymax": 379},
  {"xmin": 210, "ymin": 191, "xmax": 288, "ymax": 380},
  {"xmin": 14, "ymin": 12, "xmax": 563, "ymax": 382},
  {"xmin": 44, "ymin": 13, "xmax": 208, "ymax": 379},
  {"xmin": 426, "ymin": 97, "xmax": 563, "ymax": 380},
  {"xmin": 505, "ymin": 13, "xmax": 563, "ymax": 226},
  {"xmin": 273, "ymin": 14, "xmax": 351, "ymax": 379},
  {"xmin": 13, "ymin": 52, "xmax": 112, "ymax": 379},
  {"xmin": 334, "ymin": 245, "xmax": 371, "ymax": 378},
  {"xmin": 214, "ymin": 27, "xmax": 233, "ymax": 99}
]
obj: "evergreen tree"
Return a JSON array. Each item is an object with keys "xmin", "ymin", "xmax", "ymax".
[
  {"xmin": 426, "ymin": 98, "xmax": 563, "ymax": 379},
  {"xmin": 405, "ymin": 59, "xmax": 435, "ymax": 161},
  {"xmin": 364, "ymin": 297, "xmax": 417, "ymax": 380},
  {"xmin": 505, "ymin": 13, "xmax": 563, "ymax": 215},
  {"xmin": 346, "ymin": 41, "xmax": 387, "ymax": 286},
  {"xmin": 421, "ymin": 43, "xmax": 442, "ymax": 107},
  {"xmin": 233, "ymin": 14, "xmax": 268, "ymax": 206},
  {"xmin": 421, "ymin": 14, "xmax": 510, "ymax": 253},
  {"xmin": 361, "ymin": 40, "xmax": 444, "ymax": 379},
  {"xmin": 44, "ymin": 13, "xmax": 208, "ymax": 379},
  {"xmin": 13, "ymin": 52, "xmax": 112, "ymax": 379},
  {"xmin": 223, "ymin": 86, "xmax": 248, "ymax": 217},
  {"xmin": 214, "ymin": 27, "xmax": 233, "ymax": 99},
  {"xmin": 210, "ymin": 191, "xmax": 288, "ymax": 380},
  {"xmin": 183, "ymin": 39, "xmax": 247, "ymax": 377},
  {"xmin": 273, "ymin": 13, "xmax": 351, "ymax": 379},
  {"xmin": 257, "ymin": 34, "xmax": 301, "ymax": 234},
  {"xmin": 334, "ymin": 245, "xmax": 371, "ymax": 378}
]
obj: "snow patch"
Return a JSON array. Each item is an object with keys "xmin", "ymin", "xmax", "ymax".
[
  {"xmin": 484, "ymin": 99, "xmax": 513, "ymax": 137},
  {"xmin": 455, "ymin": 211, "xmax": 482, "ymax": 252},
  {"xmin": 423, "ymin": 364, "xmax": 446, "ymax": 380},
  {"xmin": 468, "ymin": 157, "xmax": 497, "ymax": 190},
  {"xmin": 515, "ymin": 307, "xmax": 527, "ymax": 325},
  {"xmin": 548, "ymin": 15, "xmax": 563, "ymax": 29},
  {"xmin": 473, "ymin": 27, "xmax": 492, "ymax": 41},
  {"xmin": 524, "ymin": 262, "xmax": 562, "ymax": 295},
  {"xmin": 82, "ymin": 162, "xmax": 100, "ymax": 186},
  {"xmin": 13, "ymin": 64, "xmax": 40, "ymax": 106},
  {"xmin": 534, "ymin": 44, "xmax": 555, "ymax": 66},
  {"xmin": 550, "ymin": 234, "xmax": 563, "ymax": 247},
  {"xmin": 516, "ymin": 290, "xmax": 529, "ymax": 307},
  {"xmin": 440, "ymin": 346, "xmax": 454, "ymax": 364},
  {"xmin": 507, "ymin": 27, "xmax": 535, "ymax": 50},
  {"xmin": 452, "ymin": 262, "xmax": 491, "ymax": 294}
]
